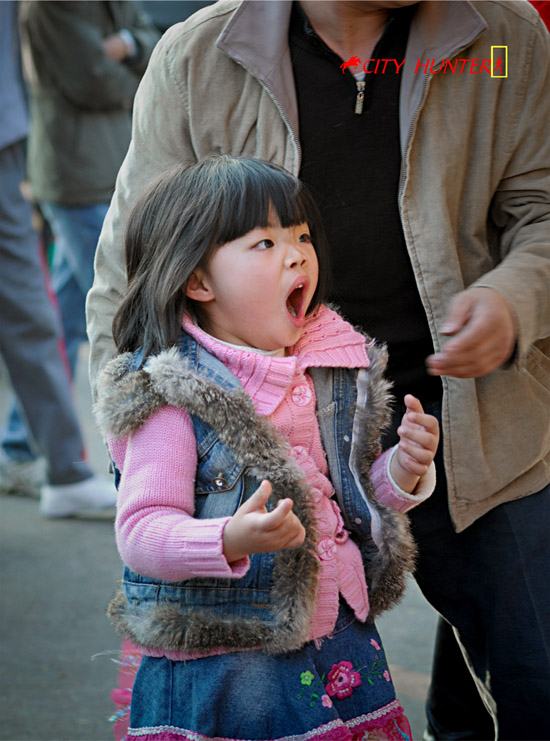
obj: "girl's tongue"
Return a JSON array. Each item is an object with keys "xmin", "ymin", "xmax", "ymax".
[{"xmin": 286, "ymin": 283, "xmax": 305, "ymax": 319}]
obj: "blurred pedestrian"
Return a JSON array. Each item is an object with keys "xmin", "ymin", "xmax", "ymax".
[
  {"xmin": 0, "ymin": 0, "xmax": 160, "ymax": 489},
  {"xmin": 0, "ymin": 0, "xmax": 116, "ymax": 517}
]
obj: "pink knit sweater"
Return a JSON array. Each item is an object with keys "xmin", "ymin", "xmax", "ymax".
[{"xmin": 109, "ymin": 306, "xmax": 434, "ymax": 660}]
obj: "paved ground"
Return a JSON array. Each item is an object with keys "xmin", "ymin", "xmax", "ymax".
[{"xmin": 0, "ymin": 346, "xmax": 438, "ymax": 741}]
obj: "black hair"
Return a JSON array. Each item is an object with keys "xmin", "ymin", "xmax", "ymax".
[{"xmin": 112, "ymin": 155, "xmax": 331, "ymax": 358}]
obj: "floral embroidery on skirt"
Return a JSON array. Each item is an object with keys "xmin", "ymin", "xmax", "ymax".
[{"xmin": 112, "ymin": 603, "xmax": 412, "ymax": 741}]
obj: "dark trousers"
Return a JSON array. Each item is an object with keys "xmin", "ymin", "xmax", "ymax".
[{"xmin": 384, "ymin": 401, "xmax": 550, "ymax": 740}]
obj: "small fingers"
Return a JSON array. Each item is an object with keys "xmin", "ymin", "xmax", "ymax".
[
  {"xmin": 283, "ymin": 526, "xmax": 306, "ymax": 549},
  {"xmin": 397, "ymin": 426, "xmax": 435, "ymax": 451},
  {"xmin": 277, "ymin": 517, "xmax": 306, "ymax": 550},
  {"xmin": 261, "ymin": 511, "xmax": 305, "ymax": 552},
  {"xmin": 397, "ymin": 404, "xmax": 439, "ymax": 476},
  {"xmin": 403, "ymin": 394, "xmax": 423, "ymax": 414},
  {"xmin": 399, "ymin": 413, "xmax": 439, "ymax": 439},
  {"xmin": 397, "ymin": 438, "xmax": 434, "ymax": 465},
  {"xmin": 261, "ymin": 498, "xmax": 294, "ymax": 531},
  {"xmin": 396, "ymin": 445, "xmax": 432, "ymax": 476}
]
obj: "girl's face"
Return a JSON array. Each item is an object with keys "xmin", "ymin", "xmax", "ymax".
[{"xmin": 186, "ymin": 220, "xmax": 319, "ymax": 352}]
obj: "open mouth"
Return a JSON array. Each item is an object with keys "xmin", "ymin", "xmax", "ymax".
[{"xmin": 286, "ymin": 279, "xmax": 308, "ymax": 321}]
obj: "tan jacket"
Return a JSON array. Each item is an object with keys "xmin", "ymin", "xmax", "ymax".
[{"xmin": 87, "ymin": 0, "xmax": 550, "ymax": 531}]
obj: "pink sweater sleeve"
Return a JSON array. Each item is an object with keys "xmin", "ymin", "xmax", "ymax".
[
  {"xmin": 109, "ymin": 405, "xmax": 249, "ymax": 582},
  {"xmin": 370, "ymin": 446, "xmax": 436, "ymax": 513}
]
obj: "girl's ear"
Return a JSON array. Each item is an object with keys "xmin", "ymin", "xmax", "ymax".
[{"xmin": 185, "ymin": 269, "xmax": 215, "ymax": 303}]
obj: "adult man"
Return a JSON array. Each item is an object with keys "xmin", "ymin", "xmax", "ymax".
[
  {"xmin": 87, "ymin": 1, "xmax": 550, "ymax": 737},
  {"xmin": 0, "ymin": 1, "xmax": 160, "ymax": 488}
]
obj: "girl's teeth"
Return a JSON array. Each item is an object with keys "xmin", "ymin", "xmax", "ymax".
[{"xmin": 287, "ymin": 283, "xmax": 304, "ymax": 319}]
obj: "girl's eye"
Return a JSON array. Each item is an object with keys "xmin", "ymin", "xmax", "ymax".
[
  {"xmin": 256, "ymin": 239, "xmax": 274, "ymax": 250},
  {"xmin": 299, "ymin": 233, "xmax": 312, "ymax": 244}
]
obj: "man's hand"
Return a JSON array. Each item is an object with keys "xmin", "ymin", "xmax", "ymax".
[
  {"xmin": 223, "ymin": 481, "xmax": 306, "ymax": 564},
  {"xmin": 426, "ymin": 287, "xmax": 516, "ymax": 378},
  {"xmin": 102, "ymin": 33, "xmax": 130, "ymax": 62}
]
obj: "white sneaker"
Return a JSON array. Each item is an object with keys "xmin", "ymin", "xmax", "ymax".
[
  {"xmin": 0, "ymin": 452, "xmax": 47, "ymax": 499},
  {"xmin": 40, "ymin": 475, "xmax": 117, "ymax": 518}
]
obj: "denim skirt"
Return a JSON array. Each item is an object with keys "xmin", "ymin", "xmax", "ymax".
[{"xmin": 126, "ymin": 601, "xmax": 412, "ymax": 741}]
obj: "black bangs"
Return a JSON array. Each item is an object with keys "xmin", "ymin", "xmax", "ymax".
[
  {"xmin": 196, "ymin": 156, "xmax": 330, "ymax": 307},
  {"xmin": 205, "ymin": 157, "xmax": 312, "ymax": 245}
]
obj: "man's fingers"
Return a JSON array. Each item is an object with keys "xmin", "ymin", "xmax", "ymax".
[
  {"xmin": 441, "ymin": 311, "xmax": 492, "ymax": 356},
  {"xmin": 439, "ymin": 292, "xmax": 474, "ymax": 336},
  {"xmin": 427, "ymin": 351, "xmax": 503, "ymax": 378},
  {"xmin": 428, "ymin": 287, "xmax": 516, "ymax": 379}
]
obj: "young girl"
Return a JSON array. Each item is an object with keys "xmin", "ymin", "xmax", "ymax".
[{"xmin": 95, "ymin": 156, "xmax": 439, "ymax": 741}]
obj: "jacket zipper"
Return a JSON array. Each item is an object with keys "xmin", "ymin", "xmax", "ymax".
[
  {"xmin": 354, "ymin": 80, "xmax": 366, "ymax": 115},
  {"xmin": 397, "ymin": 75, "xmax": 430, "ymax": 205}
]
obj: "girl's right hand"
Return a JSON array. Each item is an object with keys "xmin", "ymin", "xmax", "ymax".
[{"xmin": 222, "ymin": 480, "xmax": 306, "ymax": 564}]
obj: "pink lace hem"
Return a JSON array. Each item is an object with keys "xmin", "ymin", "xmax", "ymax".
[{"xmin": 126, "ymin": 700, "xmax": 411, "ymax": 741}]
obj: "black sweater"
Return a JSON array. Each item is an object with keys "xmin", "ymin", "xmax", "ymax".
[{"xmin": 290, "ymin": 3, "xmax": 441, "ymax": 402}]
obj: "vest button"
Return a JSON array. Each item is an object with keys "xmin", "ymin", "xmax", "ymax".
[
  {"xmin": 212, "ymin": 473, "xmax": 227, "ymax": 488},
  {"xmin": 291, "ymin": 383, "xmax": 312, "ymax": 407}
]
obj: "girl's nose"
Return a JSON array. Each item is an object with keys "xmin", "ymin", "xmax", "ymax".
[{"xmin": 284, "ymin": 242, "xmax": 307, "ymax": 268}]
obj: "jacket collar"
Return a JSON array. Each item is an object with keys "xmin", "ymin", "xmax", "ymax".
[
  {"xmin": 217, "ymin": 0, "xmax": 299, "ymax": 140},
  {"xmin": 216, "ymin": 0, "xmax": 487, "ymax": 154}
]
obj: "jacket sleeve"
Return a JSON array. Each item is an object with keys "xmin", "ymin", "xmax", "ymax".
[
  {"xmin": 87, "ymin": 27, "xmax": 198, "ymax": 390},
  {"xmin": 474, "ymin": 14, "xmax": 550, "ymax": 362},
  {"xmin": 24, "ymin": 1, "xmax": 158, "ymax": 111},
  {"xmin": 110, "ymin": 405, "xmax": 249, "ymax": 582}
]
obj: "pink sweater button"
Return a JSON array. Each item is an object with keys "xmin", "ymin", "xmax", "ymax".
[
  {"xmin": 291, "ymin": 383, "xmax": 312, "ymax": 406},
  {"xmin": 318, "ymin": 538, "xmax": 337, "ymax": 561}
]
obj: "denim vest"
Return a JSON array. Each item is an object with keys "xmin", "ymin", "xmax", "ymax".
[{"xmin": 101, "ymin": 331, "xmax": 415, "ymax": 655}]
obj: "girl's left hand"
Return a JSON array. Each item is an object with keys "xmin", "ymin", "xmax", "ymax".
[{"xmin": 391, "ymin": 394, "xmax": 440, "ymax": 494}]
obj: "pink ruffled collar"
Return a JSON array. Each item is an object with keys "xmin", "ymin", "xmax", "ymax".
[{"xmin": 182, "ymin": 306, "xmax": 369, "ymax": 415}]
